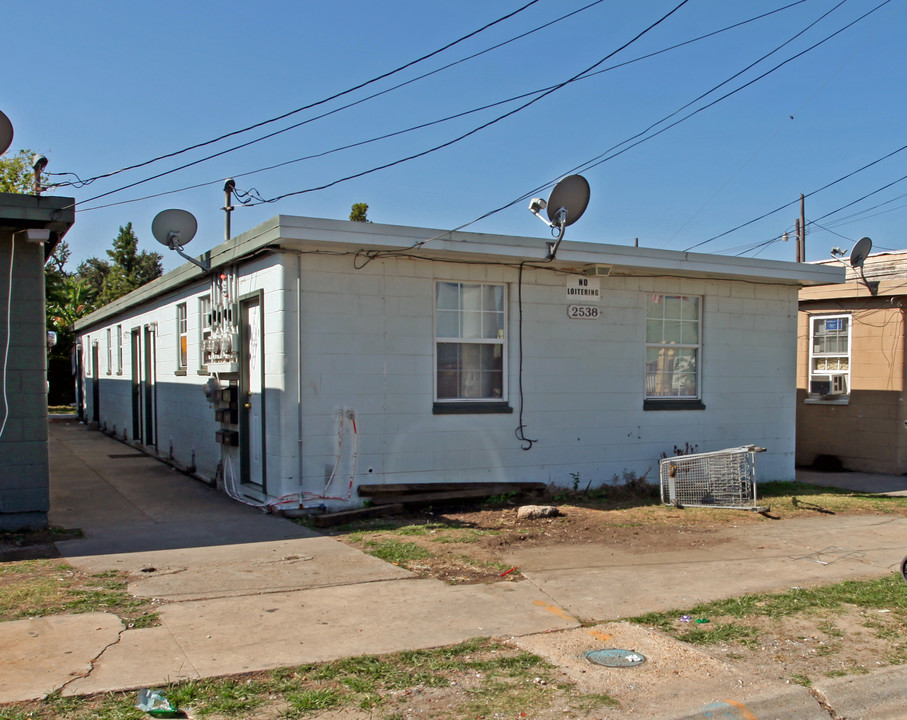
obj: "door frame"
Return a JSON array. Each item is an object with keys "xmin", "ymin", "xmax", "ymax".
[
  {"xmin": 142, "ymin": 324, "xmax": 157, "ymax": 449},
  {"xmin": 131, "ymin": 328, "xmax": 142, "ymax": 441},
  {"xmin": 239, "ymin": 291, "xmax": 266, "ymax": 491}
]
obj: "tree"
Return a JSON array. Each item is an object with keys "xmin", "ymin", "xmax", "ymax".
[
  {"xmin": 349, "ymin": 202, "xmax": 370, "ymax": 222},
  {"xmin": 0, "ymin": 148, "xmax": 40, "ymax": 194},
  {"xmin": 96, "ymin": 222, "xmax": 163, "ymax": 305}
]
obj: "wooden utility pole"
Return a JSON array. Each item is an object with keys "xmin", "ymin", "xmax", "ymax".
[
  {"xmin": 799, "ymin": 194, "xmax": 806, "ymax": 262},
  {"xmin": 795, "ymin": 218, "xmax": 801, "ymax": 262}
]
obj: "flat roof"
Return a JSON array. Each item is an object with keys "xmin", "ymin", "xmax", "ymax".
[{"xmin": 77, "ymin": 214, "xmax": 845, "ymax": 330}]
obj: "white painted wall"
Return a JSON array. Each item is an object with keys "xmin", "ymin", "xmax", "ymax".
[
  {"xmin": 79, "ymin": 244, "xmax": 799, "ymax": 511},
  {"xmin": 291, "ymin": 251, "xmax": 798, "ymax": 508}
]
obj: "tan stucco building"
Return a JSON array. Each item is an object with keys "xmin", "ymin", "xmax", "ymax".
[{"xmin": 797, "ymin": 251, "xmax": 907, "ymax": 474}]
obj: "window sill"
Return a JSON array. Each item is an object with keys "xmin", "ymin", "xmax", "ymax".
[
  {"xmin": 803, "ymin": 394, "xmax": 850, "ymax": 406},
  {"xmin": 644, "ymin": 399, "xmax": 706, "ymax": 411},
  {"xmin": 433, "ymin": 402, "xmax": 514, "ymax": 415},
  {"xmin": 174, "ymin": 369, "xmax": 187, "ymax": 377},
  {"xmin": 197, "ymin": 368, "xmax": 211, "ymax": 376}
]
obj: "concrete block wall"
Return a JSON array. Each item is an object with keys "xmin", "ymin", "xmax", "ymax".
[
  {"xmin": 295, "ymin": 252, "xmax": 800, "ymax": 506},
  {"xmin": 0, "ymin": 238, "xmax": 50, "ymax": 530},
  {"xmin": 77, "ymin": 255, "xmax": 291, "ymax": 497}
]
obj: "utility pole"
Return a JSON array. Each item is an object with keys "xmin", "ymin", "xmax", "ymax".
[{"xmin": 799, "ymin": 194, "xmax": 806, "ymax": 262}]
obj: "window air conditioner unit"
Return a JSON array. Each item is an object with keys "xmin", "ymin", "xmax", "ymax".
[
  {"xmin": 829, "ymin": 375, "xmax": 847, "ymax": 395},
  {"xmin": 809, "ymin": 374, "xmax": 832, "ymax": 396}
]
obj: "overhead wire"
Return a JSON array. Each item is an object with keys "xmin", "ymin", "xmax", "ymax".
[
  {"xmin": 460, "ymin": 0, "xmax": 883, "ymax": 239},
  {"xmin": 242, "ymin": 0, "xmax": 694, "ymax": 205},
  {"xmin": 76, "ymin": 0, "xmax": 811, "ymax": 214},
  {"xmin": 48, "ymin": 0, "xmax": 543, "ymax": 189}
]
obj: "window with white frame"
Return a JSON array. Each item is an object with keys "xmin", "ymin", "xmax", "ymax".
[
  {"xmin": 645, "ymin": 294, "xmax": 701, "ymax": 399},
  {"xmin": 106, "ymin": 328, "xmax": 112, "ymax": 375},
  {"xmin": 116, "ymin": 325, "xmax": 123, "ymax": 374},
  {"xmin": 198, "ymin": 295, "xmax": 212, "ymax": 370},
  {"xmin": 808, "ymin": 314, "xmax": 850, "ymax": 397},
  {"xmin": 176, "ymin": 303, "xmax": 188, "ymax": 370},
  {"xmin": 435, "ymin": 281, "xmax": 506, "ymax": 401}
]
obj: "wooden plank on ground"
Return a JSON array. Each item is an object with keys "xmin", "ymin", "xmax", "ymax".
[
  {"xmin": 302, "ymin": 503, "xmax": 405, "ymax": 528},
  {"xmin": 368, "ymin": 488, "xmax": 527, "ymax": 506},
  {"xmin": 358, "ymin": 482, "xmax": 546, "ymax": 497}
]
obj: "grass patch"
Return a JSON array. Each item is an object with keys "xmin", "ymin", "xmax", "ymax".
[
  {"xmin": 0, "ymin": 639, "xmax": 574, "ymax": 720},
  {"xmin": 630, "ymin": 573, "xmax": 907, "ymax": 647},
  {"xmin": 359, "ymin": 538, "xmax": 432, "ymax": 565},
  {"xmin": 0, "ymin": 559, "xmax": 157, "ymax": 628}
]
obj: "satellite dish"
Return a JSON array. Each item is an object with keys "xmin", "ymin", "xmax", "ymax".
[
  {"xmin": 0, "ymin": 110, "xmax": 12, "ymax": 156},
  {"xmin": 546, "ymin": 174, "xmax": 591, "ymax": 227},
  {"xmin": 850, "ymin": 237, "xmax": 872, "ymax": 268},
  {"xmin": 151, "ymin": 209, "xmax": 209, "ymax": 271},
  {"xmin": 152, "ymin": 209, "xmax": 198, "ymax": 249}
]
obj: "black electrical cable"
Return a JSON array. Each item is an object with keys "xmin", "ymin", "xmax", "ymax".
[
  {"xmin": 76, "ymin": 0, "xmax": 809, "ymax": 214},
  {"xmin": 514, "ymin": 261, "xmax": 538, "ymax": 451},
  {"xmin": 460, "ymin": 0, "xmax": 876, "ymax": 237},
  {"xmin": 52, "ymin": 0, "xmax": 542, "ymax": 189},
  {"xmin": 247, "ymin": 0, "xmax": 693, "ymax": 206},
  {"xmin": 686, "ymin": 136, "xmax": 907, "ymax": 253}
]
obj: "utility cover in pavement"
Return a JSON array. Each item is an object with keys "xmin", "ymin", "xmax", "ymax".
[{"xmin": 583, "ymin": 648, "xmax": 646, "ymax": 667}]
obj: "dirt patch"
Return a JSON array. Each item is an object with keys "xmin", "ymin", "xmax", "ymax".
[
  {"xmin": 0, "ymin": 527, "xmax": 83, "ymax": 561},
  {"xmin": 328, "ymin": 499, "xmax": 756, "ymax": 584}
]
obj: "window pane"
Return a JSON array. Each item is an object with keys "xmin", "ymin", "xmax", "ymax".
[
  {"xmin": 664, "ymin": 296, "xmax": 684, "ymax": 320},
  {"xmin": 461, "ymin": 284, "xmax": 482, "ymax": 312},
  {"xmin": 436, "ymin": 282, "xmax": 460, "ymax": 310},
  {"xmin": 646, "ymin": 347, "xmax": 698, "ymax": 397},
  {"xmin": 436, "ymin": 309, "xmax": 459, "ymax": 338},
  {"xmin": 483, "ymin": 311, "xmax": 504, "ymax": 339},
  {"xmin": 484, "ymin": 285, "xmax": 504, "ymax": 312},
  {"xmin": 462, "ymin": 310, "xmax": 483, "ymax": 338},
  {"xmin": 681, "ymin": 321, "xmax": 699, "ymax": 345},
  {"xmin": 646, "ymin": 295, "xmax": 664, "ymax": 318},
  {"xmin": 681, "ymin": 297, "xmax": 699, "ymax": 320},
  {"xmin": 663, "ymin": 320, "xmax": 682, "ymax": 344},
  {"xmin": 646, "ymin": 319, "xmax": 663, "ymax": 343}
]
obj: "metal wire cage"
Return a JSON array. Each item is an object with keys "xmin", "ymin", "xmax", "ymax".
[{"xmin": 659, "ymin": 445, "xmax": 767, "ymax": 511}]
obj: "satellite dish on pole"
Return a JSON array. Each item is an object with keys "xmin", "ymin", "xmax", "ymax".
[
  {"xmin": 546, "ymin": 174, "xmax": 591, "ymax": 228},
  {"xmin": 528, "ymin": 174, "xmax": 592, "ymax": 260},
  {"xmin": 849, "ymin": 236, "xmax": 879, "ymax": 295},
  {"xmin": 0, "ymin": 110, "xmax": 13, "ymax": 156},
  {"xmin": 850, "ymin": 236, "xmax": 872, "ymax": 268},
  {"xmin": 152, "ymin": 209, "xmax": 209, "ymax": 271}
]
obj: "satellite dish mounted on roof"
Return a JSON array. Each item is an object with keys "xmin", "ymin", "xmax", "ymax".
[
  {"xmin": 151, "ymin": 209, "xmax": 210, "ymax": 271},
  {"xmin": 0, "ymin": 110, "xmax": 12, "ymax": 156},
  {"xmin": 528, "ymin": 174, "xmax": 591, "ymax": 260},
  {"xmin": 849, "ymin": 236, "xmax": 879, "ymax": 296}
]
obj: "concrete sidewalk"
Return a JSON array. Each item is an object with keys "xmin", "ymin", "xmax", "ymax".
[{"xmin": 1, "ymin": 421, "xmax": 906, "ymax": 720}]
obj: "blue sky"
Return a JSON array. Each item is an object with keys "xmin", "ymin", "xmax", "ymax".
[{"xmin": 4, "ymin": 0, "xmax": 905, "ymax": 271}]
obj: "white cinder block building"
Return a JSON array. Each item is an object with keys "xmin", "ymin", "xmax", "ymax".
[{"xmin": 73, "ymin": 215, "xmax": 842, "ymax": 510}]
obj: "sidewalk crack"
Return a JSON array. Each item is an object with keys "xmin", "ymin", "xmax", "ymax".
[
  {"xmin": 57, "ymin": 620, "xmax": 127, "ymax": 695},
  {"xmin": 809, "ymin": 687, "xmax": 844, "ymax": 720}
]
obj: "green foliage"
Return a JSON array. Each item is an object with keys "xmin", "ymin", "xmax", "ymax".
[
  {"xmin": 97, "ymin": 222, "xmax": 163, "ymax": 305},
  {"xmin": 349, "ymin": 202, "xmax": 369, "ymax": 222},
  {"xmin": 0, "ymin": 148, "xmax": 40, "ymax": 194},
  {"xmin": 361, "ymin": 538, "xmax": 431, "ymax": 564}
]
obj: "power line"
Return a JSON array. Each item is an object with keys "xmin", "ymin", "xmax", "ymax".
[
  {"xmin": 51, "ymin": 0, "xmax": 542, "ymax": 189},
  {"xmin": 686, "ymin": 135, "xmax": 907, "ymax": 253},
  {"xmin": 78, "ymin": 1, "xmax": 809, "ymax": 214},
  {"xmin": 464, "ymin": 0, "xmax": 878, "ymax": 235},
  {"xmin": 245, "ymin": 0, "xmax": 694, "ymax": 205}
]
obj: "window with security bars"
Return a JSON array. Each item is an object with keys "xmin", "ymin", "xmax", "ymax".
[
  {"xmin": 645, "ymin": 294, "xmax": 701, "ymax": 398},
  {"xmin": 808, "ymin": 314, "xmax": 850, "ymax": 396},
  {"xmin": 435, "ymin": 281, "xmax": 505, "ymax": 401}
]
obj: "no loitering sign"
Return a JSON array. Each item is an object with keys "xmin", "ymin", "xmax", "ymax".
[{"xmin": 565, "ymin": 276, "xmax": 600, "ymax": 301}]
